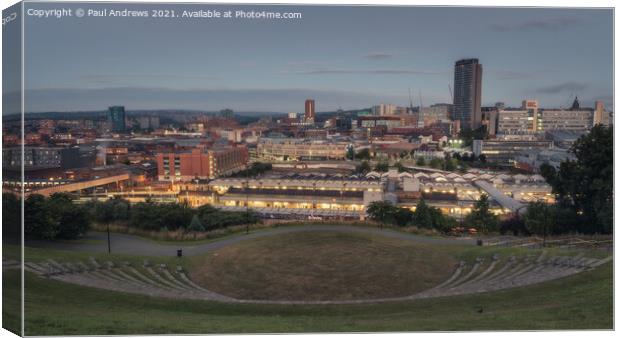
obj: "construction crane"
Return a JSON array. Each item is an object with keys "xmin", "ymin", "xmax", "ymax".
[{"xmin": 418, "ymin": 89, "xmax": 424, "ymax": 111}]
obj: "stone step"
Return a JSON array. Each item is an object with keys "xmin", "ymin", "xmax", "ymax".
[
  {"xmin": 445, "ymin": 259, "xmax": 483, "ymax": 289},
  {"xmin": 145, "ymin": 266, "xmax": 187, "ymax": 291},
  {"xmin": 125, "ymin": 266, "xmax": 175, "ymax": 290},
  {"xmin": 432, "ymin": 261, "xmax": 466, "ymax": 290},
  {"xmin": 158, "ymin": 265, "xmax": 196, "ymax": 291},
  {"xmin": 589, "ymin": 256, "xmax": 613, "ymax": 268},
  {"xmin": 89, "ymin": 257, "xmax": 102, "ymax": 269},
  {"xmin": 450, "ymin": 256, "xmax": 501, "ymax": 289},
  {"xmin": 47, "ymin": 259, "xmax": 70, "ymax": 274},
  {"xmin": 483, "ymin": 256, "xmax": 517, "ymax": 282}
]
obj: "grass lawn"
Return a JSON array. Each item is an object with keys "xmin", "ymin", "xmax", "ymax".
[
  {"xmin": 3, "ymin": 227, "xmax": 613, "ymax": 334},
  {"xmin": 4, "ymin": 260, "xmax": 611, "ymax": 335},
  {"xmin": 189, "ymin": 231, "xmax": 457, "ymax": 301}
]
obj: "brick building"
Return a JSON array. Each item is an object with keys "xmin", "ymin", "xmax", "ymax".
[{"xmin": 156, "ymin": 146, "xmax": 248, "ymax": 181}]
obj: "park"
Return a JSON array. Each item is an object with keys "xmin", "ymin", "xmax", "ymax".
[{"xmin": 2, "ymin": 221, "xmax": 613, "ymax": 335}]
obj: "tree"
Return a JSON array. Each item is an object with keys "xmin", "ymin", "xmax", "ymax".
[
  {"xmin": 346, "ymin": 146, "xmax": 355, "ymax": 160},
  {"xmin": 499, "ymin": 216, "xmax": 529, "ymax": 236},
  {"xmin": 3, "ymin": 193, "xmax": 21, "ymax": 241},
  {"xmin": 444, "ymin": 158, "xmax": 458, "ymax": 171},
  {"xmin": 46, "ymin": 193, "xmax": 90, "ymax": 239},
  {"xmin": 374, "ymin": 161, "xmax": 389, "ymax": 172},
  {"xmin": 429, "ymin": 158, "xmax": 443, "ymax": 169},
  {"xmin": 188, "ymin": 215, "xmax": 205, "ymax": 232},
  {"xmin": 416, "ymin": 157, "xmax": 426, "ymax": 166},
  {"xmin": 412, "ymin": 199, "xmax": 433, "ymax": 228},
  {"xmin": 464, "ymin": 194, "xmax": 498, "ymax": 234},
  {"xmin": 366, "ymin": 201, "xmax": 398, "ymax": 229},
  {"xmin": 395, "ymin": 161, "xmax": 406, "ymax": 173},
  {"xmin": 539, "ymin": 125, "xmax": 613, "ymax": 234},
  {"xmin": 25, "ymin": 194, "xmax": 57, "ymax": 240},
  {"xmin": 354, "ymin": 161, "xmax": 371, "ymax": 174},
  {"xmin": 523, "ymin": 201, "xmax": 556, "ymax": 246},
  {"xmin": 393, "ymin": 207, "xmax": 414, "ymax": 227},
  {"xmin": 355, "ymin": 148, "xmax": 371, "ymax": 160}
]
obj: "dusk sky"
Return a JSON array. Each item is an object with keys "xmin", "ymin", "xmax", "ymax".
[{"xmin": 14, "ymin": 3, "xmax": 614, "ymax": 114}]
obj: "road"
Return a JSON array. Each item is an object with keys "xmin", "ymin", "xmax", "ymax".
[{"xmin": 25, "ymin": 225, "xmax": 476, "ymax": 257}]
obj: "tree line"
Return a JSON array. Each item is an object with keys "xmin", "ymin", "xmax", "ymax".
[{"xmin": 3, "ymin": 193, "xmax": 261, "ymax": 241}]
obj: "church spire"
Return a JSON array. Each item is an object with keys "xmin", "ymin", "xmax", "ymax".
[{"xmin": 571, "ymin": 96, "xmax": 580, "ymax": 110}]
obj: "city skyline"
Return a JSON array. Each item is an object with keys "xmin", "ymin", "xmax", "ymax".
[{"xmin": 6, "ymin": 4, "xmax": 614, "ymax": 114}]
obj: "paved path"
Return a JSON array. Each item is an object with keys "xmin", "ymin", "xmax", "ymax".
[{"xmin": 26, "ymin": 225, "xmax": 476, "ymax": 257}]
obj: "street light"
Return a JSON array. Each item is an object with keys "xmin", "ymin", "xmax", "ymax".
[
  {"xmin": 245, "ymin": 167, "xmax": 250, "ymax": 235},
  {"xmin": 107, "ymin": 223, "xmax": 111, "ymax": 254}
]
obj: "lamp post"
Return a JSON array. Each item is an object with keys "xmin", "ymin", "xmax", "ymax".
[
  {"xmin": 107, "ymin": 223, "xmax": 111, "ymax": 254},
  {"xmin": 245, "ymin": 168, "xmax": 250, "ymax": 235}
]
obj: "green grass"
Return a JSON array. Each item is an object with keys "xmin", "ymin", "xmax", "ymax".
[
  {"xmin": 7, "ymin": 260, "xmax": 611, "ymax": 335},
  {"xmin": 6, "ymin": 227, "xmax": 612, "ymax": 334},
  {"xmin": 189, "ymin": 231, "xmax": 457, "ymax": 301}
]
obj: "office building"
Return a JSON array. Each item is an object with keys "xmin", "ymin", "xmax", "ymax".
[
  {"xmin": 256, "ymin": 138, "xmax": 350, "ymax": 161},
  {"xmin": 472, "ymin": 139, "xmax": 552, "ymax": 165},
  {"xmin": 304, "ymin": 99, "xmax": 315, "ymax": 121},
  {"xmin": 372, "ymin": 103, "xmax": 397, "ymax": 116},
  {"xmin": 538, "ymin": 109, "xmax": 593, "ymax": 131},
  {"xmin": 136, "ymin": 116, "xmax": 160, "ymax": 130},
  {"xmin": 418, "ymin": 104, "xmax": 452, "ymax": 127},
  {"xmin": 594, "ymin": 101, "xmax": 612, "ymax": 126},
  {"xmin": 156, "ymin": 145, "xmax": 248, "ymax": 181},
  {"xmin": 3, "ymin": 146, "xmax": 81, "ymax": 170},
  {"xmin": 453, "ymin": 58, "xmax": 483, "ymax": 130},
  {"xmin": 108, "ymin": 106, "xmax": 127, "ymax": 132}
]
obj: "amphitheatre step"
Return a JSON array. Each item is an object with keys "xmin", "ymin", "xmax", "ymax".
[
  {"xmin": 47, "ymin": 259, "xmax": 71, "ymax": 274},
  {"xmin": 483, "ymin": 256, "xmax": 517, "ymax": 282},
  {"xmin": 446, "ymin": 258, "xmax": 483, "ymax": 288},
  {"xmin": 431, "ymin": 261, "xmax": 466, "ymax": 290},
  {"xmin": 88, "ymin": 257, "xmax": 102, "ymax": 269},
  {"xmin": 24, "ymin": 262, "xmax": 46, "ymax": 275},
  {"xmin": 589, "ymin": 256, "xmax": 613, "ymax": 268},
  {"xmin": 145, "ymin": 266, "xmax": 187, "ymax": 291},
  {"xmin": 124, "ymin": 266, "xmax": 174, "ymax": 290},
  {"xmin": 158, "ymin": 265, "xmax": 196, "ymax": 291},
  {"xmin": 453, "ymin": 255, "xmax": 500, "ymax": 288},
  {"xmin": 24, "ymin": 250, "xmax": 608, "ymax": 305}
]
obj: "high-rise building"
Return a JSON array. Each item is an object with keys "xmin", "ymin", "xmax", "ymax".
[
  {"xmin": 453, "ymin": 59, "xmax": 483, "ymax": 130},
  {"xmin": 108, "ymin": 106, "xmax": 126, "ymax": 132},
  {"xmin": 593, "ymin": 101, "xmax": 611, "ymax": 126},
  {"xmin": 372, "ymin": 103, "xmax": 397, "ymax": 116},
  {"xmin": 305, "ymin": 99, "xmax": 315, "ymax": 121}
]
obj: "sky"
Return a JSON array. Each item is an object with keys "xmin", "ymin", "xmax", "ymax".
[{"xmin": 7, "ymin": 3, "xmax": 614, "ymax": 114}]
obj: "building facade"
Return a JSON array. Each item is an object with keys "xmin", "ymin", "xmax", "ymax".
[
  {"xmin": 108, "ymin": 106, "xmax": 127, "ymax": 132},
  {"xmin": 304, "ymin": 99, "xmax": 315, "ymax": 121},
  {"xmin": 472, "ymin": 139, "xmax": 553, "ymax": 165},
  {"xmin": 3, "ymin": 146, "xmax": 81, "ymax": 170},
  {"xmin": 156, "ymin": 146, "xmax": 248, "ymax": 181},
  {"xmin": 453, "ymin": 58, "xmax": 483, "ymax": 130},
  {"xmin": 256, "ymin": 138, "xmax": 350, "ymax": 161}
]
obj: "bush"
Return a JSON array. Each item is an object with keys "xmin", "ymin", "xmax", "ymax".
[
  {"xmin": 24, "ymin": 193, "xmax": 90, "ymax": 240},
  {"xmin": 499, "ymin": 216, "xmax": 529, "ymax": 236},
  {"xmin": 188, "ymin": 215, "xmax": 205, "ymax": 232}
]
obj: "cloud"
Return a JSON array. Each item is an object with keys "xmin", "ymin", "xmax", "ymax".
[
  {"xmin": 79, "ymin": 74, "xmax": 219, "ymax": 86},
  {"xmin": 364, "ymin": 52, "xmax": 394, "ymax": 60},
  {"xmin": 538, "ymin": 82, "xmax": 588, "ymax": 94},
  {"xmin": 489, "ymin": 17, "xmax": 583, "ymax": 32},
  {"xmin": 21, "ymin": 86, "xmax": 407, "ymax": 113},
  {"xmin": 490, "ymin": 69, "xmax": 535, "ymax": 80},
  {"xmin": 283, "ymin": 69, "xmax": 445, "ymax": 76}
]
